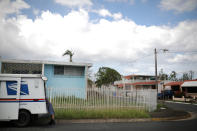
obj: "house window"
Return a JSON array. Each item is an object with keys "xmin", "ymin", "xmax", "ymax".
[
  {"xmin": 1, "ymin": 63, "xmax": 42, "ymax": 74},
  {"xmin": 54, "ymin": 65, "xmax": 84, "ymax": 76},
  {"xmin": 54, "ymin": 66, "xmax": 64, "ymax": 75}
]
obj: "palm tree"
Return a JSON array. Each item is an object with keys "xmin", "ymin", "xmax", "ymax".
[
  {"xmin": 169, "ymin": 71, "xmax": 177, "ymax": 81},
  {"xmin": 62, "ymin": 50, "xmax": 74, "ymax": 62}
]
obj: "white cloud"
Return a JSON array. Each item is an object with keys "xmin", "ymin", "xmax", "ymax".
[
  {"xmin": 113, "ymin": 13, "xmax": 122, "ymax": 20},
  {"xmin": 0, "ymin": 7, "xmax": 197, "ymax": 75},
  {"xmin": 123, "ymin": 67, "xmax": 139, "ymax": 74},
  {"xmin": 95, "ymin": 9, "xmax": 122, "ymax": 20},
  {"xmin": 0, "ymin": 0, "xmax": 30, "ymax": 18},
  {"xmin": 97, "ymin": 9, "xmax": 112, "ymax": 17},
  {"xmin": 159, "ymin": 0, "xmax": 197, "ymax": 13},
  {"xmin": 54, "ymin": 0, "xmax": 92, "ymax": 7},
  {"xmin": 168, "ymin": 54, "xmax": 197, "ymax": 63},
  {"xmin": 33, "ymin": 8, "xmax": 40, "ymax": 16}
]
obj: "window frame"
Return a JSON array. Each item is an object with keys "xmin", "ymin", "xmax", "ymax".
[{"xmin": 54, "ymin": 65, "xmax": 84, "ymax": 77}]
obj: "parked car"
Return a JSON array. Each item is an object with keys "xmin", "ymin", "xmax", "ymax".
[{"xmin": 158, "ymin": 90, "xmax": 173, "ymax": 99}]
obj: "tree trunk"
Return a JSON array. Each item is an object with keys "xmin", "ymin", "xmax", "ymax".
[{"xmin": 70, "ymin": 55, "xmax": 72, "ymax": 62}]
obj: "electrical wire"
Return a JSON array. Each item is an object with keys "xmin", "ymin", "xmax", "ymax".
[{"xmin": 166, "ymin": 50, "xmax": 197, "ymax": 54}]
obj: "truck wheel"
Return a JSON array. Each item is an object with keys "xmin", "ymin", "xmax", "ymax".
[{"xmin": 15, "ymin": 110, "xmax": 31, "ymax": 127}]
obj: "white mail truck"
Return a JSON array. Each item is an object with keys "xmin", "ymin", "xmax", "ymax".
[{"xmin": 0, "ymin": 74, "xmax": 48, "ymax": 127}]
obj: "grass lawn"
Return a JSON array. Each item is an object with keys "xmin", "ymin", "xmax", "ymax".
[{"xmin": 54, "ymin": 108, "xmax": 150, "ymax": 119}]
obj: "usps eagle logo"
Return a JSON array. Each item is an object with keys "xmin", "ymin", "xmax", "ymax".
[{"xmin": 6, "ymin": 81, "xmax": 29, "ymax": 95}]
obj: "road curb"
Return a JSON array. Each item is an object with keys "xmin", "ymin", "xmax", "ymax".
[
  {"xmin": 165, "ymin": 101, "xmax": 197, "ymax": 105},
  {"xmin": 151, "ymin": 112, "xmax": 191, "ymax": 121},
  {"xmin": 56, "ymin": 118, "xmax": 152, "ymax": 124},
  {"xmin": 56, "ymin": 112, "xmax": 192, "ymax": 124}
]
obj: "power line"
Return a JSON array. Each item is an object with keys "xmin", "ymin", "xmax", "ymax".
[
  {"xmin": 91, "ymin": 49, "xmax": 197, "ymax": 75},
  {"xmin": 166, "ymin": 50, "xmax": 197, "ymax": 54}
]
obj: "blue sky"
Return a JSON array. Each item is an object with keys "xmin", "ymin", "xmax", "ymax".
[
  {"xmin": 22, "ymin": 0, "xmax": 197, "ymax": 26},
  {"xmin": 0, "ymin": 0, "xmax": 197, "ymax": 78}
]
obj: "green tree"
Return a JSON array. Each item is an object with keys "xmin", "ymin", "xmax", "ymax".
[
  {"xmin": 189, "ymin": 70, "xmax": 194, "ymax": 80},
  {"xmin": 88, "ymin": 78, "xmax": 94, "ymax": 88},
  {"xmin": 159, "ymin": 68, "xmax": 168, "ymax": 80},
  {"xmin": 62, "ymin": 50, "xmax": 74, "ymax": 62},
  {"xmin": 180, "ymin": 73, "xmax": 190, "ymax": 81},
  {"xmin": 179, "ymin": 71, "xmax": 194, "ymax": 81},
  {"xmin": 95, "ymin": 67, "xmax": 121, "ymax": 87},
  {"xmin": 169, "ymin": 71, "xmax": 178, "ymax": 81}
]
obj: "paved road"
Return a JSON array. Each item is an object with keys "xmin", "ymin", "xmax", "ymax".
[
  {"xmin": 165, "ymin": 101, "xmax": 197, "ymax": 113},
  {"xmin": 1, "ymin": 102, "xmax": 197, "ymax": 131}
]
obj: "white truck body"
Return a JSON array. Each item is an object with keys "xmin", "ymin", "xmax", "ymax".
[{"xmin": 0, "ymin": 74, "xmax": 48, "ymax": 121}]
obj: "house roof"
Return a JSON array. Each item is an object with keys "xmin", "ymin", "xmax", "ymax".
[
  {"xmin": 115, "ymin": 81, "xmax": 159, "ymax": 88},
  {"xmin": 1, "ymin": 58, "xmax": 92, "ymax": 67},
  {"xmin": 124, "ymin": 74, "xmax": 155, "ymax": 79},
  {"xmin": 131, "ymin": 81, "xmax": 160, "ymax": 86},
  {"xmin": 164, "ymin": 80, "xmax": 197, "ymax": 86},
  {"xmin": 181, "ymin": 81, "xmax": 197, "ymax": 87},
  {"xmin": 117, "ymin": 84, "xmax": 123, "ymax": 88},
  {"xmin": 164, "ymin": 81, "xmax": 184, "ymax": 86}
]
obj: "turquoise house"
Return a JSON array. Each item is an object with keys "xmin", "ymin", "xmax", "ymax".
[{"xmin": 0, "ymin": 58, "xmax": 92, "ymax": 98}]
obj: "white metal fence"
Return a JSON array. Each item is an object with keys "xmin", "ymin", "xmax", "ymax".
[{"xmin": 47, "ymin": 87, "xmax": 157, "ymax": 112}]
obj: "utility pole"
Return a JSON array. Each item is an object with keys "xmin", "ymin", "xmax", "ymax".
[
  {"xmin": 154, "ymin": 48, "xmax": 168, "ymax": 101},
  {"xmin": 0, "ymin": 56, "xmax": 2, "ymax": 74},
  {"xmin": 154, "ymin": 48, "xmax": 158, "ymax": 93}
]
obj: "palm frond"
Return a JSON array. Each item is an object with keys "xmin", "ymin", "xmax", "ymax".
[{"xmin": 62, "ymin": 50, "xmax": 73, "ymax": 56}]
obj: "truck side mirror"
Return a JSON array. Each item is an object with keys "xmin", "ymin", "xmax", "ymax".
[{"xmin": 42, "ymin": 77, "xmax": 47, "ymax": 81}]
